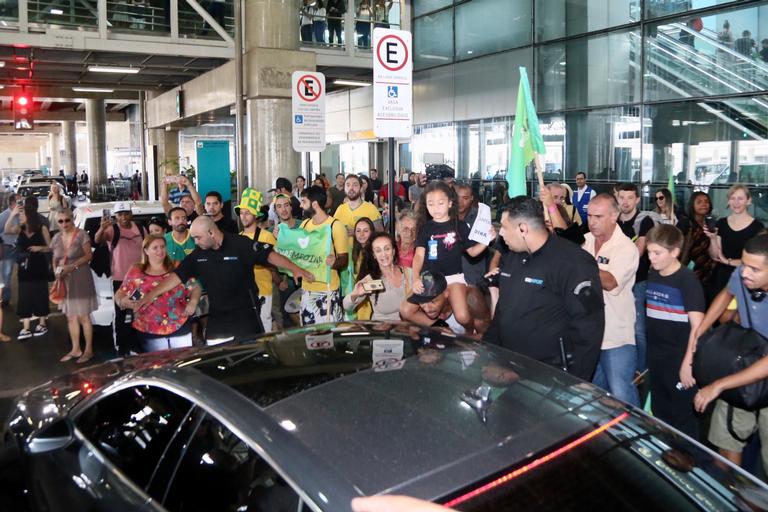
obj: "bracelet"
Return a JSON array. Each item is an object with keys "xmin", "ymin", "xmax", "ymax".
[{"xmin": 547, "ymin": 205, "xmax": 557, "ymax": 213}]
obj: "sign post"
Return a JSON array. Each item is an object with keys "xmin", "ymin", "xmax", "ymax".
[
  {"xmin": 291, "ymin": 71, "xmax": 327, "ymax": 160},
  {"xmin": 373, "ymin": 28, "xmax": 412, "ymax": 236}
]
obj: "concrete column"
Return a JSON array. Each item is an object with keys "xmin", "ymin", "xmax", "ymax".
[
  {"xmin": 61, "ymin": 121, "xmax": 77, "ymax": 175},
  {"xmin": 49, "ymin": 132, "xmax": 61, "ymax": 175},
  {"xmin": 85, "ymin": 99, "xmax": 107, "ymax": 196},
  {"xmin": 150, "ymin": 128, "xmax": 180, "ymax": 183},
  {"xmin": 247, "ymin": 98, "xmax": 297, "ymax": 193},
  {"xmin": 244, "ymin": 0, "xmax": 298, "ymax": 51},
  {"xmin": 242, "ymin": 0, "xmax": 303, "ymax": 191}
]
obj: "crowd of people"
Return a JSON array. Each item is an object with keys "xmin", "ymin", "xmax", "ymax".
[
  {"xmin": 0, "ymin": 166, "xmax": 767, "ymax": 477},
  {"xmin": 300, "ymin": 0, "xmax": 395, "ymax": 47}
]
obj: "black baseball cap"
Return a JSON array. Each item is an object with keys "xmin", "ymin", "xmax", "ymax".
[{"xmin": 408, "ymin": 271, "xmax": 448, "ymax": 305}]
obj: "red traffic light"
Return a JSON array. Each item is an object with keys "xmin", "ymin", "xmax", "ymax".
[{"xmin": 16, "ymin": 96, "xmax": 29, "ymax": 106}]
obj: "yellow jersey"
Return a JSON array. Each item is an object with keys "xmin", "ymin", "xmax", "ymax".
[
  {"xmin": 334, "ymin": 201, "xmax": 382, "ymax": 250},
  {"xmin": 240, "ymin": 228, "xmax": 277, "ymax": 296}
]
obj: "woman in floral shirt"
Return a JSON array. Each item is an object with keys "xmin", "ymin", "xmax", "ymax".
[{"xmin": 115, "ymin": 234, "xmax": 200, "ymax": 352}]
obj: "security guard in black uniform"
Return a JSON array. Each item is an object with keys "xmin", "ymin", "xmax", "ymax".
[
  {"xmin": 484, "ymin": 197, "xmax": 604, "ymax": 380},
  {"xmin": 135, "ymin": 216, "xmax": 313, "ymax": 343}
]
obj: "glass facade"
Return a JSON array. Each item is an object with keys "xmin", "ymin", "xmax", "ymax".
[{"xmin": 411, "ymin": 0, "xmax": 768, "ymax": 222}]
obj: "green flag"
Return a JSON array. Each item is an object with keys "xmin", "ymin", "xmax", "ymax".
[
  {"xmin": 276, "ymin": 225, "xmax": 332, "ymax": 283},
  {"xmin": 508, "ymin": 67, "xmax": 546, "ymax": 198}
]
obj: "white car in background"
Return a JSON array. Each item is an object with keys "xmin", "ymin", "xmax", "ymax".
[
  {"xmin": 16, "ymin": 181, "xmax": 67, "ymax": 216},
  {"xmin": 73, "ymin": 201, "xmax": 166, "ymax": 327}
]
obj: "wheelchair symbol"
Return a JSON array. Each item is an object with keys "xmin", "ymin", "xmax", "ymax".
[
  {"xmin": 294, "ymin": 115, "xmax": 304, "ymax": 124},
  {"xmin": 387, "ymin": 86, "xmax": 399, "ymax": 98}
]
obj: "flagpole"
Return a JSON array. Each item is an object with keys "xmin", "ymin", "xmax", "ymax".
[{"xmin": 534, "ymin": 154, "xmax": 551, "ymax": 224}]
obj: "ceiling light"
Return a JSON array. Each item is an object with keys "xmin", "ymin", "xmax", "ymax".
[
  {"xmin": 50, "ymin": 8, "xmax": 63, "ymax": 15},
  {"xmin": 0, "ymin": 85, "xmax": 4, "ymax": 89},
  {"xmin": 333, "ymin": 79, "xmax": 371, "ymax": 87},
  {"xmin": 0, "ymin": 61, "xmax": 4, "ymax": 68},
  {"xmin": 88, "ymin": 66, "xmax": 140, "ymax": 74},
  {"xmin": 72, "ymin": 87, "xmax": 114, "ymax": 93}
]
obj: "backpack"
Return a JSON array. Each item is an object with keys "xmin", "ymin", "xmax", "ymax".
[
  {"xmin": 631, "ymin": 211, "xmax": 664, "ymax": 240},
  {"xmin": 111, "ymin": 222, "xmax": 146, "ymax": 250},
  {"xmin": 90, "ymin": 222, "xmax": 146, "ymax": 278}
]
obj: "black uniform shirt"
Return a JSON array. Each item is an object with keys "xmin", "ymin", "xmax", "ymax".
[
  {"xmin": 484, "ymin": 235, "xmax": 605, "ymax": 380},
  {"xmin": 175, "ymin": 232, "xmax": 271, "ymax": 339},
  {"xmin": 215, "ymin": 216, "xmax": 239, "ymax": 234}
]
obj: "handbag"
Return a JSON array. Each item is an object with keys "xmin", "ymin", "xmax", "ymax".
[
  {"xmin": 49, "ymin": 277, "xmax": 66, "ymax": 305},
  {"xmin": 49, "ymin": 229, "xmax": 78, "ymax": 306},
  {"xmin": 693, "ymin": 279, "xmax": 768, "ymax": 410}
]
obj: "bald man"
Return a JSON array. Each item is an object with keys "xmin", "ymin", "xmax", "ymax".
[
  {"xmin": 135, "ymin": 217, "xmax": 313, "ymax": 343},
  {"xmin": 582, "ymin": 194, "xmax": 640, "ymax": 406}
]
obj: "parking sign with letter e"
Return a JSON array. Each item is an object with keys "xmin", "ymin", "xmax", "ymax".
[{"xmin": 373, "ymin": 28, "xmax": 412, "ymax": 138}]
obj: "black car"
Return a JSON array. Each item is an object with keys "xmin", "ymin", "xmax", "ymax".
[{"xmin": 2, "ymin": 322, "xmax": 767, "ymax": 511}]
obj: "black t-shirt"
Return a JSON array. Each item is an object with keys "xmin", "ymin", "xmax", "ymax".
[
  {"xmin": 618, "ymin": 210, "xmax": 655, "ymax": 282},
  {"xmin": 215, "ymin": 216, "xmax": 239, "ymax": 234},
  {"xmin": 175, "ymin": 233, "xmax": 271, "ymax": 339},
  {"xmin": 416, "ymin": 219, "xmax": 474, "ymax": 276},
  {"xmin": 716, "ymin": 217, "xmax": 765, "ymax": 259},
  {"xmin": 370, "ymin": 178, "xmax": 382, "ymax": 191},
  {"xmin": 483, "ymin": 235, "xmax": 604, "ymax": 381},
  {"xmin": 645, "ymin": 267, "xmax": 705, "ymax": 356}
]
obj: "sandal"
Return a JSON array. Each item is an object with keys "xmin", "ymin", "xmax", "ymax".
[
  {"xmin": 60, "ymin": 352, "xmax": 82, "ymax": 363},
  {"xmin": 76, "ymin": 353, "xmax": 94, "ymax": 364}
]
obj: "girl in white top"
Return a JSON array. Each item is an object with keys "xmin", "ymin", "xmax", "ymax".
[{"xmin": 344, "ymin": 232, "xmax": 409, "ymax": 321}]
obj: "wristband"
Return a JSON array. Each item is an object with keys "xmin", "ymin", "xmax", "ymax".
[{"xmin": 548, "ymin": 205, "xmax": 557, "ymax": 213}]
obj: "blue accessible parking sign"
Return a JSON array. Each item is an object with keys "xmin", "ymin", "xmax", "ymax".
[{"xmin": 294, "ymin": 114, "xmax": 304, "ymax": 124}]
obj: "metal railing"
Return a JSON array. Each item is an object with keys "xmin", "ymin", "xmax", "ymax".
[
  {"xmin": 298, "ymin": 1, "xmax": 401, "ymax": 50},
  {"xmin": 1, "ymin": 0, "xmax": 235, "ymax": 38}
]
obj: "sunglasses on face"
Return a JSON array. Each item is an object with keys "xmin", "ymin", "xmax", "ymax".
[
  {"xmin": 58, "ymin": 218, "xmax": 72, "ymax": 224},
  {"xmin": 656, "ymin": 196, "xmax": 665, "ymax": 201}
]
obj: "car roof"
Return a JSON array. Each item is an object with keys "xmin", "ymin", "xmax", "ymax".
[
  {"xmin": 18, "ymin": 322, "xmax": 768, "ymax": 509},
  {"xmin": 105, "ymin": 323, "xmax": 617, "ymax": 499},
  {"xmin": 73, "ymin": 201, "xmax": 165, "ymax": 220}
]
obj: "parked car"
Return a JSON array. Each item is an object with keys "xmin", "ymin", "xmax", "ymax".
[
  {"xmin": 2, "ymin": 322, "xmax": 766, "ymax": 511},
  {"xmin": 21, "ymin": 175, "xmax": 68, "ymax": 191},
  {"xmin": 16, "ymin": 181, "xmax": 67, "ymax": 216},
  {"xmin": 73, "ymin": 201, "xmax": 166, "ymax": 327}
]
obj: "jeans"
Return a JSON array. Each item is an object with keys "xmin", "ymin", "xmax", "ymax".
[
  {"xmin": 301, "ymin": 24, "xmax": 313, "ymax": 42},
  {"xmin": 328, "ymin": 19, "xmax": 342, "ymax": 45},
  {"xmin": 313, "ymin": 21, "xmax": 326, "ymax": 43},
  {"xmin": 1, "ymin": 245, "xmax": 16, "ymax": 303},
  {"xmin": 592, "ymin": 344, "xmax": 640, "ymax": 407},
  {"xmin": 633, "ymin": 281, "xmax": 647, "ymax": 373}
]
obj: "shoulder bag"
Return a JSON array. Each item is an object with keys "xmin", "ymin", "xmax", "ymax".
[
  {"xmin": 49, "ymin": 229, "xmax": 79, "ymax": 305},
  {"xmin": 692, "ymin": 279, "xmax": 768, "ymax": 410}
]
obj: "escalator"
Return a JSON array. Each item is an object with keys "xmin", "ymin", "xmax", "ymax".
[{"xmin": 642, "ymin": 22, "xmax": 768, "ymax": 140}]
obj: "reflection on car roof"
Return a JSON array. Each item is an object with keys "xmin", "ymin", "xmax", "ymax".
[{"xmin": 182, "ymin": 322, "xmax": 609, "ymax": 496}]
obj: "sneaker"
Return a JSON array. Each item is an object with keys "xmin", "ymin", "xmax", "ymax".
[
  {"xmin": 17, "ymin": 329, "xmax": 32, "ymax": 340},
  {"xmin": 33, "ymin": 325, "xmax": 48, "ymax": 336}
]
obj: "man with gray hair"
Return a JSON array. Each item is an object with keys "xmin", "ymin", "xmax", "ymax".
[{"xmin": 582, "ymin": 193, "xmax": 640, "ymax": 406}]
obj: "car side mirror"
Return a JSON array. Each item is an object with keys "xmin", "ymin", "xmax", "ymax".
[{"xmin": 26, "ymin": 418, "xmax": 75, "ymax": 454}]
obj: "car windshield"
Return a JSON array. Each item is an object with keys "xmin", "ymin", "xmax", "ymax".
[{"xmin": 19, "ymin": 185, "xmax": 51, "ymax": 197}]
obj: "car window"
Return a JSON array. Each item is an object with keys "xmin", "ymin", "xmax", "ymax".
[
  {"xmin": 162, "ymin": 412, "xmax": 304, "ymax": 512},
  {"xmin": 74, "ymin": 385, "xmax": 194, "ymax": 489}
]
